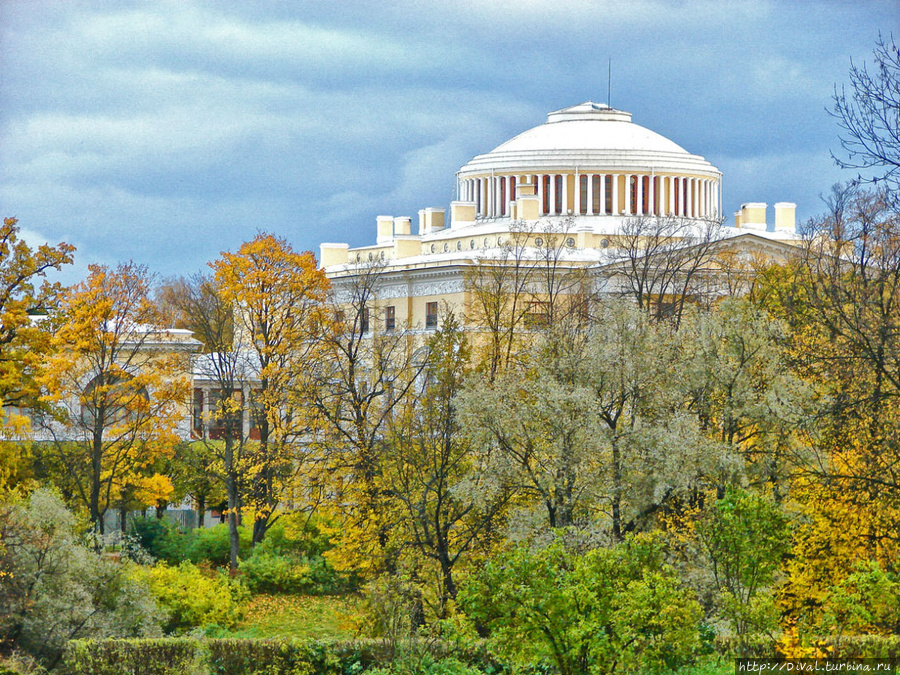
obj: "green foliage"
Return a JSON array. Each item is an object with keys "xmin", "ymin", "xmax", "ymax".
[
  {"xmin": 62, "ymin": 638, "xmax": 501, "ymax": 675},
  {"xmin": 132, "ymin": 561, "xmax": 247, "ymax": 634},
  {"xmin": 822, "ymin": 560, "xmax": 900, "ymax": 635},
  {"xmin": 0, "ymin": 490, "xmax": 162, "ymax": 668},
  {"xmin": 239, "ymin": 515, "xmax": 346, "ymax": 594},
  {"xmin": 128, "ymin": 515, "xmax": 192, "ymax": 563},
  {"xmin": 460, "ymin": 536, "xmax": 703, "ymax": 675},
  {"xmin": 696, "ymin": 487, "xmax": 790, "ymax": 636},
  {"xmin": 188, "ymin": 523, "xmax": 252, "ymax": 566},
  {"xmin": 63, "ymin": 639, "xmax": 200, "ymax": 675}
]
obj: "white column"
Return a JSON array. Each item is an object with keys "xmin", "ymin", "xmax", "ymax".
[
  {"xmin": 538, "ymin": 175, "xmax": 545, "ymax": 216},
  {"xmin": 649, "ymin": 176, "xmax": 655, "ymax": 216},
  {"xmin": 599, "ymin": 175, "xmax": 606, "ymax": 215},
  {"xmin": 550, "ymin": 175, "xmax": 557, "ymax": 215},
  {"xmin": 611, "ymin": 174, "xmax": 619, "ymax": 215},
  {"xmin": 624, "ymin": 176, "xmax": 632, "ymax": 215},
  {"xmin": 575, "ymin": 172, "xmax": 581, "ymax": 215},
  {"xmin": 687, "ymin": 178, "xmax": 694, "ymax": 218},
  {"xmin": 562, "ymin": 175, "xmax": 569, "ymax": 215},
  {"xmin": 587, "ymin": 175, "xmax": 594, "ymax": 215},
  {"xmin": 636, "ymin": 175, "xmax": 644, "ymax": 216}
]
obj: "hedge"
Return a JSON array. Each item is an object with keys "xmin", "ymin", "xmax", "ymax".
[
  {"xmin": 715, "ymin": 634, "xmax": 900, "ymax": 659},
  {"xmin": 63, "ymin": 638, "xmax": 501, "ymax": 675}
]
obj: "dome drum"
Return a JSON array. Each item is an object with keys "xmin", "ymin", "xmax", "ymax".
[{"xmin": 455, "ymin": 102, "xmax": 721, "ymax": 221}]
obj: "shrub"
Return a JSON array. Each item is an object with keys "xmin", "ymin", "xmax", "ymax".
[
  {"xmin": 0, "ymin": 490, "xmax": 162, "ymax": 669},
  {"xmin": 240, "ymin": 514, "xmax": 347, "ymax": 594},
  {"xmin": 461, "ymin": 535, "xmax": 703, "ymax": 675},
  {"xmin": 128, "ymin": 516, "xmax": 192, "ymax": 563},
  {"xmin": 187, "ymin": 523, "xmax": 251, "ymax": 567},
  {"xmin": 132, "ymin": 561, "xmax": 247, "ymax": 633}
]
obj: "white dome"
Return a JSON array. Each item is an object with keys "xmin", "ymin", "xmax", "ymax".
[
  {"xmin": 493, "ymin": 102, "xmax": 688, "ymax": 155},
  {"xmin": 458, "ymin": 101, "xmax": 718, "ymax": 178}
]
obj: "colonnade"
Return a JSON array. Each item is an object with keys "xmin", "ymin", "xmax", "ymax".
[{"xmin": 458, "ymin": 173, "xmax": 720, "ymax": 220}]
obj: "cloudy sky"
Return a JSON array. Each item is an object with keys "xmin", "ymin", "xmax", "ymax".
[{"xmin": 0, "ymin": 1, "xmax": 895, "ymax": 282}]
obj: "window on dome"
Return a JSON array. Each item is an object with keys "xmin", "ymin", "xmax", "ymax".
[
  {"xmin": 630, "ymin": 176, "xmax": 638, "ymax": 214},
  {"xmin": 605, "ymin": 175, "xmax": 613, "ymax": 214},
  {"xmin": 554, "ymin": 175, "xmax": 563, "ymax": 214},
  {"xmin": 592, "ymin": 175, "xmax": 601, "ymax": 213},
  {"xmin": 579, "ymin": 175, "xmax": 588, "ymax": 214},
  {"xmin": 499, "ymin": 178, "xmax": 506, "ymax": 216},
  {"xmin": 510, "ymin": 176, "xmax": 516, "ymax": 202}
]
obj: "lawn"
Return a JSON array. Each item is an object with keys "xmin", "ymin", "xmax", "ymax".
[{"xmin": 225, "ymin": 594, "xmax": 362, "ymax": 640}]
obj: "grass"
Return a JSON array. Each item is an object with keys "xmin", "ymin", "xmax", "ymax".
[{"xmin": 223, "ymin": 594, "xmax": 362, "ymax": 640}]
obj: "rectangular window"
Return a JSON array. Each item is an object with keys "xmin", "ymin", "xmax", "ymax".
[
  {"xmin": 385, "ymin": 305, "xmax": 395, "ymax": 332},
  {"xmin": 360, "ymin": 307, "xmax": 369, "ymax": 334},
  {"xmin": 525, "ymin": 301, "xmax": 550, "ymax": 328},
  {"xmin": 425, "ymin": 301, "xmax": 438, "ymax": 329},
  {"xmin": 192, "ymin": 388, "xmax": 204, "ymax": 437}
]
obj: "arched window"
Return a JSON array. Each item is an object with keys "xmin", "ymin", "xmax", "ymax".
[
  {"xmin": 592, "ymin": 175, "xmax": 601, "ymax": 214},
  {"xmin": 499, "ymin": 177, "xmax": 506, "ymax": 216},
  {"xmin": 510, "ymin": 176, "xmax": 516, "ymax": 202},
  {"xmin": 642, "ymin": 176, "xmax": 650, "ymax": 214}
]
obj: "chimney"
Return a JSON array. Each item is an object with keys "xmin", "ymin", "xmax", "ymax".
[
  {"xmin": 319, "ymin": 243, "xmax": 349, "ymax": 267},
  {"xmin": 740, "ymin": 203, "xmax": 767, "ymax": 231},
  {"xmin": 393, "ymin": 216, "xmax": 411, "ymax": 236},
  {"xmin": 774, "ymin": 202, "xmax": 796, "ymax": 233},
  {"xmin": 376, "ymin": 215, "xmax": 394, "ymax": 243}
]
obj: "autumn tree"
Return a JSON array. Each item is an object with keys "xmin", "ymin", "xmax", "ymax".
[
  {"xmin": 38, "ymin": 263, "xmax": 191, "ymax": 535},
  {"xmin": 0, "ymin": 217, "xmax": 74, "ymax": 426},
  {"xmin": 213, "ymin": 233, "xmax": 330, "ymax": 546},
  {"xmin": 157, "ymin": 272, "xmax": 251, "ymax": 568},
  {"xmin": 306, "ymin": 260, "xmax": 425, "ymax": 576},
  {"xmin": 464, "ymin": 219, "xmax": 586, "ymax": 381},
  {"xmin": 383, "ymin": 312, "xmax": 508, "ymax": 615}
]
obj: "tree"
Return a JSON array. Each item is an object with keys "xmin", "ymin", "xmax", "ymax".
[
  {"xmin": 460, "ymin": 537, "xmax": 702, "ymax": 675},
  {"xmin": 0, "ymin": 489, "xmax": 161, "ymax": 668},
  {"xmin": 383, "ymin": 312, "xmax": 508, "ymax": 616},
  {"xmin": 600, "ymin": 215, "xmax": 725, "ymax": 327},
  {"xmin": 213, "ymin": 233, "xmax": 331, "ymax": 545},
  {"xmin": 38, "ymin": 263, "xmax": 191, "ymax": 534},
  {"xmin": 0, "ymin": 217, "xmax": 74, "ymax": 422},
  {"xmin": 460, "ymin": 299, "xmax": 720, "ymax": 541},
  {"xmin": 831, "ymin": 33, "xmax": 900, "ymax": 193},
  {"xmin": 157, "ymin": 272, "xmax": 250, "ymax": 569},
  {"xmin": 695, "ymin": 487, "xmax": 790, "ymax": 637},
  {"xmin": 306, "ymin": 260, "xmax": 426, "ymax": 577}
]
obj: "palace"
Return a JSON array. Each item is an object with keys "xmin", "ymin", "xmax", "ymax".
[{"xmin": 318, "ymin": 101, "xmax": 802, "ymax": 332}]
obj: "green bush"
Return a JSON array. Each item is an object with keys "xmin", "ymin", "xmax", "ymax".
[
  {"xmin": 128, "ymin": 516, "xmax": 192, "ymax": 563},
  {"xmin": 239, "ymin": 515, "xmax": 347, "ymax": 594},
  {"xmin": 187, "ymin": 524, "xmax": 251, "ymax": 567},
  {"xmin": 132, "ymin": 562, "xmax": 248, "ymax": 633}
]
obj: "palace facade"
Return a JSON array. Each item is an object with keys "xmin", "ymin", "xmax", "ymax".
[{"xmin": 319, "ymin": 101, "xmax": 801, "ymax": 333}]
